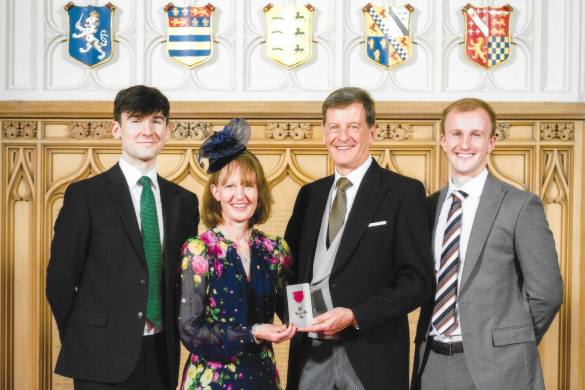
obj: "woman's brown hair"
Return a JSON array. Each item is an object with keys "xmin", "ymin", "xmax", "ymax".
[{"xmin": 201, "ymin": 151, "xmax": 273, "ymax": 228}]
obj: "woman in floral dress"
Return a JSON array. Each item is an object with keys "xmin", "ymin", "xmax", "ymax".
[{"xmin": 179, "ymin": 119, "xmax": 296, "ymax": 390}]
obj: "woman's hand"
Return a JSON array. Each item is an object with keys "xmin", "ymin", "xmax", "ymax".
[{"xmin": 253, "ymin": 323, "xmax": 297, "ymax": 344}]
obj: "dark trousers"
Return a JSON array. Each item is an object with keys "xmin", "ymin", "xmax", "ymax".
[{"xmin": 74, "ymin": 331, "xmax": 172, "ymax": 390}]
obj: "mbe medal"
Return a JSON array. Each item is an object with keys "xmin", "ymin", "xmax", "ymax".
[
  {"xmin": 286, "ymin": 283, "xmax": 313, "ymax": 327},
  {"xmin": 293, "ymin": 291, "xmax": 307, "ymax": 319}
]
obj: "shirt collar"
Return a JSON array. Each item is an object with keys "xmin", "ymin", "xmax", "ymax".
[
  {"xmin": 447, "ymin": 168, "xmax": 488, "ymax": 201},
  {"xmin": 118, "ymin": 156, "xmax": 159, "ymax": 190},
  {"xmin": 334, "ymin": 155, "xmax": 372, "ymax": 189}
]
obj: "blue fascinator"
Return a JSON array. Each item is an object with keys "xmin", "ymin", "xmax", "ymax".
[{"xmin": 198, "ymin": 118, "xmax": 252, "ymax": 173}]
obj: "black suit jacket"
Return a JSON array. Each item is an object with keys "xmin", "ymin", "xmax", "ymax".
[
  {"xmin": 284, "ymin": 160, "xmax": 434, "ymax": 390},
  {"xmin": 46, "ymin": 163, "xmax": 199, "ymax": 385}
]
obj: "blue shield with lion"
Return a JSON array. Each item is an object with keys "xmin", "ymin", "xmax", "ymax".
[{"xmin": 65, "ymin": 2, "xmax": 115, "ymax": 68}]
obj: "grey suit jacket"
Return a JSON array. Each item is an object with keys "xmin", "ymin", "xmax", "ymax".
[{"xmin": 412, "ymin": 173, "xmax": 563, "ymax": 390}]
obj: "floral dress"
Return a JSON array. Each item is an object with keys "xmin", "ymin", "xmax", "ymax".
[{"xmin": 179, "ymin": 228, "xmax": 293, "ymax": 390}]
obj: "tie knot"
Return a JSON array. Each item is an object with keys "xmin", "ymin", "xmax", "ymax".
[
  {"xmin": 139, "ymin": 176, "xmax": 151, "ymax": 188},
  {"xmin": 452, "ymin": 190, "xmax": 468, "ymax": 204},
  {"xmin": 337, "ymin": 177, "xmax": 353, "ymax": 191}
]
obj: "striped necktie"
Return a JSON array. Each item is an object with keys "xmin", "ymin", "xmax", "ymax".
[
  {"xmin": 138, "ymin": 176, "xmax": 163, "ymax": 328},
  {"xmin": 432, "ymin": 190, "xmax": 468, "ymax": 335},
  {"xmin": 327, "ymin": 177, "xmax": 353, "ymax": 247}
]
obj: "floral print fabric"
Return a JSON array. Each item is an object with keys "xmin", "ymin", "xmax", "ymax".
[{"xmin": 179, "ymin": 228, "xmax": 293, "ymax": 390}]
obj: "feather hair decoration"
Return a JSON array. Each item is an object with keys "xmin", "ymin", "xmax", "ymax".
[{"xmin": 198, "ymin": 118, "xmax": 252, "ymax": 173}]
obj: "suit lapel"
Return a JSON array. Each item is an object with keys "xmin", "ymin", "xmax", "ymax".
[
  {"xmin": 459, "ymin": 173, "xmax": 506, "ymax": 291},
  {"xmin": 299, "ymin": 177, "xmax": 333, "ymax": 283},
  {"xmin": 105, "ymin": 163, "xmax": 147, "ymax": 268},
  {"xmin": 332, "ymin": 161, "xmax": 389, "ymax": 274},
  {"xmin": 159, "ymin": 177, "xmax": 181, "ymax": 287}
]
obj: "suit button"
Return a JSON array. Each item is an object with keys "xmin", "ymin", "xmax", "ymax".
[
  {"xmin": 137, "ymin": 312, "xmax": 144, "ymax": 319},
  {"xmin": 140, "ymin": 280, "xmax": 147, "ymax": 286}
]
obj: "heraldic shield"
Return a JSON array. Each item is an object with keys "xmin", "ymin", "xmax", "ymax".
[
  {"xmin": 65, "ymin": 2, "xmax": 115, "ymax": 68},
  {"xmin": 463, "ymin": 4, "xmax": 513, "ymax": 70},
  {"xmin": 363, "ymin": 3, "xmax": 414, "ymax": 70},
  {"xmin": 264, "ymin": 3, "xmax": 314, "ymax": 70},
  {"xmin": 165, "ymin": 3, "xmax": 215, "ymax": 69}
]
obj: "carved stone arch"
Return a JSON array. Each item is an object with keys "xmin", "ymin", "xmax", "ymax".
[
  {"xmin": 185, "ymin": 149, "xmax": 213, "ymax": 185},
  {"xmin": 486, "ymin": 155, "xmax": 526, "ymax": 190},
  {"xmin": 375, "ymin": 149, "xmax": 404, "ymax": 176},
  {"xmin": 260, "ymin": 149, "xmax": 319, "ymax": 187},
  {"xmin": 7, "ymin": 147, "xmax": 35, "ymax": 202},
  {"xmin": 45, "ymin": 149, "xmax": 105, "ymax": 201},
  {"xmin": 542, "ymin": 149, "xmax": 570, "ymax": 205}
]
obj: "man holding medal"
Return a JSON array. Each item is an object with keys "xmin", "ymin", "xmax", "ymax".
[{"xmin": 284, "ymin": 87, "xmax": 434, "ymax": 390}]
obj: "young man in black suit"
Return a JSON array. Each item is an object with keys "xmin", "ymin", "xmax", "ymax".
[
  {"xmin": 46, "ymin": 85, "xmax": 199, "ymax": 389},
  {"xmin": 284, "ymin": 87, "xmax": 434, "ymax": 390}
]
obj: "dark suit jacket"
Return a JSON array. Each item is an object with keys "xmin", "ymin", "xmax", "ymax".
[
  {"xmin": 411, "ymin": 173, "xmax": 563, "ymax": 390},
  {"xmin": 46, "ymin": 163, "xmax": 199, "ymax": 385},
  {"xmin": 285, "ymin": 159, "xmax": 434, "ymax": 390}
]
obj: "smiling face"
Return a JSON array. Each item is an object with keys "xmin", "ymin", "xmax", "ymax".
[
  {"xmin": 322, "ymin": 103, "xmax": 376, "ymax": 176},
  {"xmin": 211, "ymin": 165, "xmax": 259, "ymax": 227},
  {"xmin": 441, "ymin": 108, "xmax": 496, "ymax": 187},
  {"xmin": 112, "ymin": 112, "xmax": 171, "ymax": 173}
]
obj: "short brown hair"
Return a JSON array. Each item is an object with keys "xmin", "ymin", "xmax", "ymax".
[
  {"xmin": 201, "ymin": 151, "xmax": 273, "ymax": 228},
  {"xmin": 113, "ymin": 85, "xmax": 170, "ymax": 123},
  {"xmin": 441, "ymin": 98, "xmax": 497, "ymax": 137},
  {"xmin": 322, "ymin": 87, "xmax": 376, "ymax": 128}
]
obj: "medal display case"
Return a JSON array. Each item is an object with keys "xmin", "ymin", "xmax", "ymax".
[{"xmin": 286, "ymin": 283, "xmax": 313, "ymax": 327}]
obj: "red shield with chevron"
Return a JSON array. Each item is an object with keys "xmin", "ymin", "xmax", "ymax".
[{"xmin": 463, "ymin": 3, "xmax": 513, "ymax": 70}]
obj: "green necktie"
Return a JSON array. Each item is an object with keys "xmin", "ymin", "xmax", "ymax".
[
  {"xmin": 139, "ymin": 176, "xmax": 163, "ymax": 328},
  {"xmin": 328, "ymin": 177, "xmax": 353, "ymax": 247}
]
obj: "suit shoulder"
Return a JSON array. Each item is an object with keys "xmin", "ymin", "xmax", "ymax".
[
  {"xmin": 428, "ymin": 190, "xmax": 442, "ymax": 202},
  {"xmin": 67, "ymin": 171, "xmax": 108, "ymax": 191},
  {"xmin": 299, "ymin": 175, "xmax": 333, "ymax": 194},
  {"xmin": 380, "ymin": 169, "xmax": 425, "ymax": 190},
  {"xmin": 499, "ymin": 180, "xmax": 538, "ymax": 202},
  {"xmin": 160, "ymin": 177, "xmax": 198, "ymax": 200},
  {"xmin": 305, "ymin": 175, "xmax": 332, "ymax": 188}
]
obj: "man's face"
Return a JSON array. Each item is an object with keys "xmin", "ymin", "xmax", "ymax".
[
  {"xmin": 441, "ymin": 108, "xmax": 496, "ymax": 187},
  {"xmin": 322, "ymin": 103, "xmax": 376, "ymax": 176},
  {"xmin": 112, "ymin": 112, "xmax": 171, "ymax": 171}
]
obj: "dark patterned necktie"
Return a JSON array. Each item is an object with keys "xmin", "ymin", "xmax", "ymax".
[
  {"xmin": 432, "ymin": 190, "xmax": 468, "ymax": 335},
  {"xmin": 139, "ymin": 176, "xmax": 163, "ymax": 328},
  {"xmin": 327, "ymin": 177, "xmax": 353, "ymax": 247}
]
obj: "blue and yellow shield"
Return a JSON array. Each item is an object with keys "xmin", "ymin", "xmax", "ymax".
[
  {"xmin": 363, "ymin": 3, "xmax": 414, "ymax": 70},
  {"xmin": 165, "ymin": 3, "xmax": 215, "ymax": 69},
  {"xmin": 64, "ymin": 2, "xmax": 115, "ymax": 68}
]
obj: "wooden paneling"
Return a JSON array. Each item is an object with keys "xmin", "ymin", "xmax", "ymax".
[{"xmin": 1, "ymin": 102, "xmax": 583, "ymax": 390}]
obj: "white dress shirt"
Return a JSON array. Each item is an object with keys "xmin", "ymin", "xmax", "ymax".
[
  {"xmin": 329, "ymin": 156, "xmax": 373, "ymax": 220},
  {"xmin": 430, "ymin": 168, "xmax": 488, "ymax": 342},
  {"xmin": 118, "ymin": 157, "xmax": 165, "ymax": 335}
]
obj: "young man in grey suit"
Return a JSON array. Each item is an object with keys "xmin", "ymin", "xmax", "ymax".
[
  {"xmin": 411, "ymin": 98, "xmax": 563, "ymax": 390},
  {"xmin": 285, "ymin": 87, "xmax": 434, "ymax": 390},
  {"xmin": 46, "ymin": 85, "xmax": 199, "ymax": 389}
]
